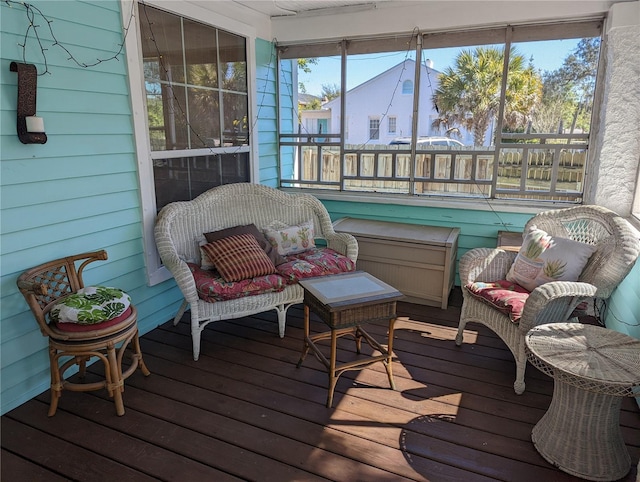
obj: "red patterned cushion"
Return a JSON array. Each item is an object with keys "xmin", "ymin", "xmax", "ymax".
[
  {"xmin": 465, "ymin": 280, "xmax": 530, "ymax": 323},
  {"xmin": 55, "ymin": 307, "xmax": 134, "ymax": 332},
  {"xmin": 202, "ymin": 234, "xmax": 276, "ymax": 282},
  {"xmin": 277, "ymin": 247, "xmax": 357, "ymax": 282},
  {"xmin": 188, "ymin": 264, "xmax": 287, "ymax": 302}
]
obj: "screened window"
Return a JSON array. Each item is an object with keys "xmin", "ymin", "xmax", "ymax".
[
  {"xmin": 139, "ymin": 4, "xmax": 250, "ymax": 210},
  {"xmin": 277, "ymin": 21, "xmax": 602, "ymax": 202}
]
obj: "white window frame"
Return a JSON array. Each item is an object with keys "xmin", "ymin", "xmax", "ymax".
[
  {"xmin": 122, "ymin": 0, "xmax": 259, "ymax": 285},
  {"xmin": 369, "ymin": 117, "xmax": 380, "ymax": 140}
]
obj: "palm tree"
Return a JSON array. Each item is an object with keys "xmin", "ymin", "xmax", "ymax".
[{"xmin": 433, "ymin": 46, "xmax": 541, "ymax": 146}]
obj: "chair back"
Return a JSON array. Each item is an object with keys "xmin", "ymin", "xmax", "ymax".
[
  {"xmin": 526, "ymin": 206, "xmax": 639, "ymax": 299},
  {"xmin": 16, "ymin": 251, "xmax": 108, "ymax": 337}
]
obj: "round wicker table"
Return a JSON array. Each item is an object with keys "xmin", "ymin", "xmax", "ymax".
[{"xmin": 525, "ymin": 323, "xmax": 640, "ymax": 481}]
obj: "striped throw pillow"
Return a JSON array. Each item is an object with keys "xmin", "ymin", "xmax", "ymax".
[{"xmin": 202, "ymin": 234, "xmax": 276, "ymax": 282}]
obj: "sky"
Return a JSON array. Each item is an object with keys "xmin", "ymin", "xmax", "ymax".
[{"xmin": 298, "ymin": 38, "xmax": 582, "ymax": 97}]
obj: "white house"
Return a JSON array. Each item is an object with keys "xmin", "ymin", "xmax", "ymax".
[{"xmin": 302, "ymin": 59, "xmax": 476, "ymax": 146}]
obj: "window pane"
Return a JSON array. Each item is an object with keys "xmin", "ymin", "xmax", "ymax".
[
  {"xmin": 429, "ymin": 44, "xmax": 503, "ymax": 147},
  {"xmin": 184, "ymin": 18, "xmax": 218, "ymax": 88},
  {"xmin": 153, "ymin": 153, "xmax": 249, "ymax": 209},
  {"xmin": 148, "ymin": 83, "xmax": 188, "ymax": 151},
  {"xmin": 218, "ymin": 30, "xmax": 247, "ymax": 93},
  {"xmin": 187, "ymin": 86, "xmax": 220, "ymax": 148},
  {"xmin": 222, "ymin": 92, "xmax": 249, "ymax": 146},
  {"xmin": 140, "ymin": 6, "xmax": 184, "ymax": 84}
]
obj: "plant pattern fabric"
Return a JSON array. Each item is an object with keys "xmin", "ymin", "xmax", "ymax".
[
  {"xmin": 263, "ymin": 220, "xmax": 316, "ymax": 256},
  {"xmin": 506, "ymin": 225, "xmax": 597, "ymax": 291},
  {"xmin": 50, "ymin": 286, "xmax": 131, "ymax": 325}
]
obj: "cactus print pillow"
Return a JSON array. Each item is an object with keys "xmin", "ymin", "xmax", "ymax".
[
  {"xmin": 50, "ymin": 286, "xmax": 131, "ymax": 325},
  {"xmin": 263, "ymin": 220, "xmax": 316, "ymax": 256},
  {"xmin": 506, "ymin": 225, "xmax": 597, "ymax": 292}
]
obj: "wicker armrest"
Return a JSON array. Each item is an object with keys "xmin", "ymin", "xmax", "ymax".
[
  {"xmin": 325, "ymin": 232, "xmax": 359, "ymax": 262},
  {"xmin": 518, "ymin": 280, "xmax": 598, "ymax": 333},
  {"xmin": 459, "ymin": 248, "xmax": 517, "ymax": 285}
]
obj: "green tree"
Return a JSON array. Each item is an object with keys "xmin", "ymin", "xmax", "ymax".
[
  {"xmin": 535, "ymin": 38, "xmax": 600, "ymax": 134},
  {"xmin": 433, "ymin": 46, "xmax": 541, "ymax": 146},
  {"xmin": 321, "ymin": 83, "xmax": 341, "ymax": 101}
]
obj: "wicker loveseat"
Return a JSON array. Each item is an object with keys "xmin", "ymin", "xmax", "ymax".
[{"xmin": 154, "ymin": 183, "xmax": 358, "ymax": 360}]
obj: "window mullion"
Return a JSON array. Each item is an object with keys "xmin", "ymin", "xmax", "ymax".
[{"xmin": 492, "ymin": 27, "xmax": 511, "ymax": 199}]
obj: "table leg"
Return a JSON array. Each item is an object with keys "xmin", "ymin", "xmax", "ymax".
[
  {"xmin": 383, "ymin": 317, "xmax": 397, "ymax": 391},
  {"xmin": 532, "ymin": 380, "xmax": 630, "ymax": 481},
  {"xmin": 326, "ymin": 328, "xmax": 338, "ymax": 408},
  {"xmin": 296, "ymin": 305, "xmax": 311, "ymax": 368}
]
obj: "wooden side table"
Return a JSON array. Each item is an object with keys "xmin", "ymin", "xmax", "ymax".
[
  {"xmin": 297, "ymin": 271, "xmax": 404, "ymax": 408},
  {"xmin": 525, "ymin": 323, "xmax": 640, "ymax": 481}
]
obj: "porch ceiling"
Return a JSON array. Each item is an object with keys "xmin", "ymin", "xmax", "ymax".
[{"xmin": 232, "ymin": 0, "xmax": 396, "ymax": 18}]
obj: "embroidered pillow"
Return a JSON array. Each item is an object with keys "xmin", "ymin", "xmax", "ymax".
[
  {"xmin": 263, "ymin": 220, "xmax": 316, "ymax": 256},
  {"xmin": 204, "ymin": 224, "xmax": 286, "ymax": 266},
  {"xmin": 50, "ymin": 286, "xmax": 131, "ymax": 325},
  {"xmin": 201, "ymin": 233, "xmax": 276, "ymax": 282},
  {"xmin": 506, "ymin": 225, "xmax": 597, "ymax": 292},
  {"xmin": 465, "ymin": 280, "xmax": 530, "ymax": 323}
]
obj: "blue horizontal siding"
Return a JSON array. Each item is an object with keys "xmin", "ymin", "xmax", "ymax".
[{"xmin": 0, "ymin": 0, "xmax": 174, "ymax": 415}]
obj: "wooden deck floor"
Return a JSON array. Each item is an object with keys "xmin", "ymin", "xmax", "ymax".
[{"xmin": 3, "ymin": 291, "xmax": 639, "ymax": 482}]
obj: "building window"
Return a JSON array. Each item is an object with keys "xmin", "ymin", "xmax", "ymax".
[
  {"xmin": 139, "ymin": 5, "xmax": 250, "ymax": 211},
  {"xmin": 369, "ymin": 118, "xmax": 380, "ymax": 140},
  {"xmin": 278, "ymin": 20, "xmax": 602, "ymax": 203},
  {"xmin": 388, "ymin": 116, "xmax": 397, "ymax": 134}
]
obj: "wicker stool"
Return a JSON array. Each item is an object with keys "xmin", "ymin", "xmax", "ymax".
[
  {"xmin": 526, "ymin": 323, "xmax": 640, "ymax": 481},
  {"xmin": 17, "ymin": 251, "xmax": 150, "ymax": 416}
]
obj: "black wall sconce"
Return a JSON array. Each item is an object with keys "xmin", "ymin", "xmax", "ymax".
[{"xmin": 10, "ymin": 61, "xmax": 47, "ymax": 144}]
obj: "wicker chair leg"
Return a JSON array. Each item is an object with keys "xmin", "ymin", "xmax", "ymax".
[
  {"xmin": 48, "ymin": 346, "xmax": 62, "ymax": 417},
  {"xmin": 454, "ymin": 320, "xmax": 466, "ymax": 346},
  {"xmin": 106, "ymin": 343, "xmax": 126, "ymax": 416},
  {"xmin": 173, "ymin": 299, "xmax": 189, "ymax": 326},
  {"xmin": 514, "ymin": 361, "xmax": 526, "ymax": 395},
  {"xmin": 131, "ymin": 332, "xmax": 151, "ymax": 377},
  {"xmin": 77, "ymin": 356, "xmax": 88, "ymax": 379},
  {"xmin": 192, "ymin": 327, "xmax": 202, "ymax": 362}
]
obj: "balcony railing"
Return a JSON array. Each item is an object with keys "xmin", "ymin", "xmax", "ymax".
[{"xmin": 279, "ymin": 132, "xmax": 588, "ymax": 202}]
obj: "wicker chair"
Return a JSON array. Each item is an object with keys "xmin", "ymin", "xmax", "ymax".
[
  {"xmin": 455, "ymin": 205, "xmax": 640, "ymax": 394},
  {"xmin": 16, "ymin": 251, "xmax": 150, "ymax": 416}
]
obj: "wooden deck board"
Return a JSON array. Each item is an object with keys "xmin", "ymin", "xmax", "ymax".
[{"xmin": 2, "ymin": 294, "xmax": 638, "ymax": 482}]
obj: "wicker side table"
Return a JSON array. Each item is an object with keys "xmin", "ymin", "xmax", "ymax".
[
  {"xmin": 525, "ymin": 323, "xmax": 640, "ymax": 481},
  {"xmin": 297, "ymin": 271, "xmax": 404, "ymax": 408}
]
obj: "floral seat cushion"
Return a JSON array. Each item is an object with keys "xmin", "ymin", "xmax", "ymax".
[
  {"xmin": 465, "ymin": 280, "xmax": 530, "ymax": 323},
  {"xmin": 189, "ymin": 263, "xmax": 288, "ymax": 303},
  {"xmin": 277, "ymin": 247, "xmax": 356, "ymax": 282},
  {"xmin": 190, "ymin": 247, "xmax": 356, "ymax": 302}
]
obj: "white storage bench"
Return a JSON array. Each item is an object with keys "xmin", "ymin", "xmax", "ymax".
[{"xmin": 333, "ymin": 217, "xmax": 459, "ymax": 309}]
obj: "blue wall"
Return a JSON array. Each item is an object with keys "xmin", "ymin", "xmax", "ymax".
[
  {"xmin": 605, "ymin": 261, "xmax": 640, "ymax": 339},
  {"xmin": 0, "ymin": 0, "xmax": 173, "ymax": 414}
]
